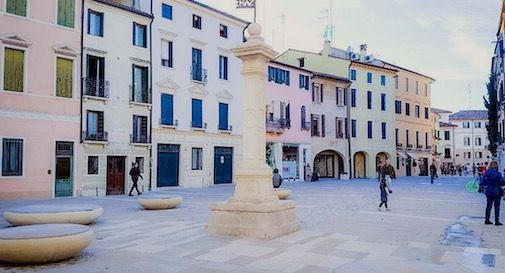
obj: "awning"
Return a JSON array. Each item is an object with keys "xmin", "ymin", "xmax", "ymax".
[
  {"xmin": 397, "ymin": 152, "xmax": 408, "ymax": 159},
  {"xmin": 405, "ymin": 152, "xmax": 419, "ymax": 160}
]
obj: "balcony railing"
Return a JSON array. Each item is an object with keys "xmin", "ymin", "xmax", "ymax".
[
  {"xmin": 84, "ymin": 77, "xmax": 109, "ymax": 98},
  {"xmin": 266, "ymin": 118, "xmax": 289, "ymax": 134},
  {"xmin": 396, "ymin": 143, "xmax": 403, "ymax": 149},
  {"xmin": 406, "ymin": 144, "xmax": 413, "ymax": 150},
  {"xmin": 130, "ymin": 134, "xmax": 149, "ymax": 144},
  {"xmin": 129, "ymin": 85, "xmax": 151, "ymax": 104},
  {"xmin": 83, "ymin": 131, "xmax": 108, "ymax": 142},
  {"xmin": 301, "ymin": 121, "xmax": 311, "ymax": 131},
  {"xmin": 190, "ymin": 66, "xmax": 208, "ymax": 84}
]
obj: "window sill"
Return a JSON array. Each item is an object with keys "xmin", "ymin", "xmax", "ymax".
[
  {"xmin": 83, "ymin": 140, "xmax": 108, "ymax": 146},
  {"xmin": 192, "ymin": 127, "xmax": 206, "ymax": 132},
  {"xmin": 160, "ymin": 124, "xmax": 177, "ymax": 129},
  {"xmin": 129, "ymin": 101, "xmax": 152, "ymax": 109},
  {"xmin": 218, "ymin": 129, "xmax": 232, "ymax": 134},
  {"xmin": 84, "ymin": 95, "xmax": 109, "ymax": 103},
  {"xmin": 130, "ymin": 142, "xmax": 152, "ymax": 147},
  {"xmin": 191, "ymin": 79, "xmax": 205, "ymax": 85}
]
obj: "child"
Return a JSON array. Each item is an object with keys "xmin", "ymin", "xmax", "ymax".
[{"xmin": 379, "ymin": 178, "xmax": 390, "ymax": 211}]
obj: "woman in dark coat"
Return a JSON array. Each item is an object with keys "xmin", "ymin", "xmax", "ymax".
[
  {"xmin": 479, "ymin": 161, "xmax": 505, "ymax": 225},
  {"xmin": 378, "ymin": 178, "xmax": 390, "ymax": 211}
]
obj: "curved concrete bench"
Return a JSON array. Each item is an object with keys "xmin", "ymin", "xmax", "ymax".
[
  {"xmin": 138, "ymin": 196, "xmax": 183, "ymax": 210},
  {"xmin": 274, "ymin": 189, "xmax": 292, "ymax": 200},
  {"xmin": 3, "ymin": 204, "xmax": 103, "ymax": 226},
  {"xmin": 0, "ymin": 224, "xmax": 93, "ymax": 264}
]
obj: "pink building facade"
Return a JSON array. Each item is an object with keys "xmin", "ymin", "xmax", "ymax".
[
  {"xmin": 0, "ymin": 0, "xmax": 81, "ymax": 199},
  {"xmin": 266, "ymin": 61, "xmax": 312, "ymax": 181}
]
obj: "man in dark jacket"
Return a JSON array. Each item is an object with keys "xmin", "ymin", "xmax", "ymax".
[
  {"xmin": 430, "ymin": 163, "xmax": 437, "ymax": 184},
  {"xmin": 479, "ymin": 161, "xmax": 505, "ymax": 225},
  {"xmin": 129, "ymin": 162, "xmax": 143, "ymax": 196},
  {"xmin": 272, "ymin": 168, "xmax": 283, "ymax": 188}
]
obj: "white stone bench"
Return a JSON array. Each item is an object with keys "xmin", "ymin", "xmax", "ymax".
[
  {"xmin": 274, "ymin": 189, "xmax": 292, "ymax": 200},
  {"xmin": 3, "ymin": 204, "xmax": 103, "ymax": 226},
  {"xmin": 138, "ymin": 196, "xmax": 183, "ymax": 210},
  {"xmin": 0, "ymin": 224, "xmax": 92, "ymax": 264}
]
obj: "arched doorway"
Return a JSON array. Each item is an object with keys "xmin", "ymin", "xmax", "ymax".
[
  {"xmin": 314, "ymin": 150, "xmax": 345, "ymax": 179},
  {"xmin": 354, "ymin": 151, "xmax": 367, "ymax": 178}
]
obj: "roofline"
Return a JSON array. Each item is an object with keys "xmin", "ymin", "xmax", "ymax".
[
  {"xmin": 382, "ymin": 60, "xmax": 435, "ymax": 81},
  {"xmin": 186, "ymin": 0, "xmax": 250, "ymax": 25},
  {"xmin": 91, "ymin": 0, "xmax": 154, "ymax": 18},
  {"xmin": 351, "ymin": 60, "xmax": 398, "ymax": 73},
  {"xmin": 431, "ymin": 108, "xmax": 452, "ymax": 114},
  {"xmin": 269, "ymin": 60, "xmax": 314, "ymax": 74},
  {"xmin": 311, "ymin": 72, "xmax": 351, "ymax": 83}
]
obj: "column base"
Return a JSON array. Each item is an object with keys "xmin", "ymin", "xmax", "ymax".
[{"xmin": 207, "ymin": 200, "xmax": 299, "ymax": 240}]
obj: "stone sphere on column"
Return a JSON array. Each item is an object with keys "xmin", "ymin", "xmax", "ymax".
[{"xmin": 247, "ymin": 23, "xmax": 262, "ymax": 36}]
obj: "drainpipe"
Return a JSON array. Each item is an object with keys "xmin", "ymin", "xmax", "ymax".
[
  {"xmin": 347, "ymin": 62, "xmax": 353, "ymax": 178},
  {"xmin": 243, "ymin": 22, "xmax": 251, "ymax": 42},
  {"xmin": 79, "ymin": 0, "xmax": 85, "ymax": 144},
  {"xmin": 148, "ymin": 0, "xmax": 154, "ymax": 191}
]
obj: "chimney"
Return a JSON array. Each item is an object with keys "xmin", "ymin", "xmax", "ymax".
[
  {"xmin": 359, "ymin": 44, "xmax": 367, "ymax": 62},
  {"xmin": 322, "ymin": 40, "xmax": 332, "ymax": 56}
]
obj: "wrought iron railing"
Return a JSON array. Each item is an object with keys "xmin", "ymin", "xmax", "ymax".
[
  {"xmin": 84, "ymin": 78, "xmax": 109, "ymax": 98},
  {"xmin": 83, "ymin": 131, "xmax": 108, "ymax": 142},
  {"xmin": 130, "ymin": 133, "xmax": 149, "ymax": 144}
]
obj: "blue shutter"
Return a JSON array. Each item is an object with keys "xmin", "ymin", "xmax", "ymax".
[
  {"xmin": 286, "ymin": 103, "xmax": 291, "ymax": 127},
  {"xmin": 321, "ymin": 115, "xmax": 325, "ymax": 137},
  {"xmin": 381, "ymin": 93, "xmax": 386, "ymax": 111},
  {"xmin": 368, "ymin": 121, "xmax": 372, "ymax": 139},
  {"xmin": 268, "ymin": 66, "xmax": 274, "ymax": 81},
  {"xmin": 351, "ymin": 89, "xmax": 356, "ymax": 107},
  {"xmin": 382, "ymin": 122, "xmax": 386, "ymax": 139},
  {"xmin": 192, "ymin": 99, "xmax": 202, "ymax": 128},
  {"xmin": 192, "ymin": 48, "xmax": 202, "ymax": 81},
  {"xmin": 286, "ymin": 71, "xmax": 290, "ymax": 86},
  {"xmin": 367, "ymin": 91, "xmax": 372, "ymax": 109},
  {"xmin": 312, "ymin": 82, "xmax": 315, "ymax": 101},
  {"xmin": 320, "ymin": 84, "xmax": 324, "ymax": 102},
  {"xmin": 224, "ymin": 57, "xmax": 228, "ymax": 80},
  {"xmin": 161, "ymin": 94, "xmax": 173, "ymax": 125},
  {"xmin": 301, "ymin": 106, "xmax": 305, "ymax": 127},
  {"xmin": 219, "ymin": 103, "xmax": 228, "ymax": 130},
  {"xmin": 299, "ymin": 75, "xmax": 302, "ymax": 89},
  {"xmin": 351, "ymin": 119, "xmax": 356, "ymax": 138},
  {"xmin": 425, "ymin": 132, "xmax": 429, "ymax": 146}
]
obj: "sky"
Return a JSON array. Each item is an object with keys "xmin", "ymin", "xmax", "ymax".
[{"xmin": 199, "ymin": 0, "xmax": 502, "ymax": 112}]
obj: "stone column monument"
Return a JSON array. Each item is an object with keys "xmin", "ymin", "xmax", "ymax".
[{"xmin": 207, "ymin": 23, "xmax": 299, "ymax": 239}]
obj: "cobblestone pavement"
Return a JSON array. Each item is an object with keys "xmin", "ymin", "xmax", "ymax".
[{"xmin": 0, "ymin": 175, "xmax": 504, "ymax": 273}]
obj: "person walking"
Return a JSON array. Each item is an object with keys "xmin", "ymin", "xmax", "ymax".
[
  {"xmin": 479, "ymin": 161, "xmax": 505, "ymax": 226},
  {"xmin": 381, "ymin": 159, "xmax": 395, "ymax": 193},
  {"xmin": 305, "ymin": 164, "xmax": 311, "ymax": 182},
  {"xmin": 376, "ymin": 162, "xmax": 383, "ymax": 182},
  {"xmin": 430, "ymin": 162, "xmax": 437, "ymax": 184},
  {"xmin": 272, "ymin": 168, "xmax": 283, "ymax": 188},
  {"xmin": 128, "ymin": 162, "xmax": 143, "ymax": 196},
  {"xmin": 378, "ymin": 178, "xmax": 390, "ymax": 211}
]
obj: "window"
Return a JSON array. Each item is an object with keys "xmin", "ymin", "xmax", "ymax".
[
  {"xmin": 218, "ymin": 103, "xmax": 229, "ymax": 130},
  {"xmin": 395, "ymin": 100, "xmax": 402, "ymax": 114},
  {"xmin": 2, "ymin": 138, "xmax": 23, "ymax": 176},
  {"xmin": 367, "ymin": 91, "xmax": 372, "ymax": 109},
  {"xmin": 56, "ymin": 57, "xmax": 73, "ymax": 98},
  {"xmin": 311, "ymin": 115, "xmax": 320, "ymax": 136},
  {"xmin": 162, "ymin": 3, "xmax": 172, "ymax": 19},
  {"xmin": 425, "ymin": 132, "xmax": 429, "ymax": 147},
  {"xmin": 299, "ymin": 75, "xmax": 309, "ymax": 90},
  {"xmin": 219, "ymin": 55, "xmax": 228, "ymax": 80},
  {"xmin": 381, "ymin": 122, "xmax": 386, "ymax": 139},
  {"xmin": 351, "ymin": 119, "xmax": 357, "ymax": 138},
  {"xmin": 464, "ymin": 137, "xmax": 470, "ymax": 146},
  {"xmin": 85, "ymin": 55, "xmax": 105, "ymax": 97},
  {"xmin": 3, "ymin": 48, "xmax": 25, "ymax": 92},
  {"xmin": 405, "ymin": 78, "xmax": 409, "ymax": 91},
  {"xmin": 476, "ymin": 151, "xmax": 483, "ymax": 159},
  {"xmin": 192, "ymin": 148, "xmax": 203, "ymax": 170},
  {"xmin": 405, "ymin": 103, "xmax": 410, "ymax": 116},
  {"xmin": 132, "ymin": 115, "xmax": 148, "ymax": 143},
  {"xmin": 463, "ymin": 122, "xmax": 470, "ymax": 128},
  {"xmin": 406, "ymin": 130, "xmax": 410, "ymax": 146},
  {"xmin": 219, "ymin": 24, "xmax": 228, "ymax": 38},
  {"xmin": 268, "ymin": 66, "xmax": 290, "ymax": 85},
  {"xmin": 193, "ymin": 14, "xmax": 202, "ymax": 29},
  {"xmin": 87, "ymin": 156, "xmax": 99, "ymax": 175},
  {"xmin": 298, "ymin": 58, "xmax": 305, "ymax": 68},
  {"xmin": 395, "ymin": 128, "xmax": 399, "ymax": 145},
  {"xmin": 161, "ymin": 40, "xmax": 173, "ymax": 67},
  {"xmin": 191, "ymin": 48, "xmax": 203, "ymax": 81},
  {"xmin": 335, "ymin": 118, "xmax": 344, "ymax": 138},
  {"xmin": 312, "ymin": 84, "xmax": 322, "ymax": 102},
  {"xmin": 57, "ymin": 0, "xmax": 75, "ymax": 28},
  {"xmin": 336, "ymin": 88, "xmax": 345, "ymax": 106},
  {"xmin": 416, "ymin": 81, "xmax": 419, "ymax": 94},
  {"xmin": 344, "ymin": 118, "xmax": 349, "ymax": 138},
  {"xmin": 136, "ymin": 157, "xmax": 144, "ymax": 173},
  {"xmin": 301, "ymin": 106, "xmax": 307, "ymax": 128},
  {"xmin": 416, "ymin": 131, "xmax": 419, "ymax": 147},
  {"xmin": 88, "ymin": 10, "xmax": 103, "ymax": 37},
  {"xmin": 444, "ymin": 148, "xmax": 451, "ymax": 158},
  {"xmin": 381, "ymin": 93, "xmax": 386, "ymax": 111},
  {"xmin": 351, "ymin": 89, "xmax": 357, "ymax": 107},
  {"xmin": 367, "ymin": 72, "xmax": 373, "ymax": 84},
  {"xmin": 321, "ymin": 115, "xmax": 326, "ymax": 137},
  {"xmin": 475, "ymin": 137, "xmax": 482, "ymax": 146},
  {"xmin": 381, "ymin": 75, "xmax": 386, "ymax": 86},
  {"xmin": 161, "ymin": 93, "xmax": 174, "ymax": 125},
  {"xmin": 424, "ymin": 107, "xmax": 429, "ymax": 119},
  {"xmin": 6, "ymin": 0, "xmax": 27, "ymax": 16},
  {"xmin": 86, "ymin": 111, "xmax": 105, "ymax": 140},
  {"xmin": 350, "ymin": 69, "xmax": 357, "ymax": 81},
  {"xmin": 415, "ymin": 105, "xmax": 420, "ymax": 118},
  {"xmin": 133, "ymin": 23, "xmax": 147, "ymax": 47},
  {"xmin": 367, "ymin": 121, "xmax": 373, "ymax": 139},
  {"xmin": 464, "ymin": 152, "xmax": 471, "ymax": 159},
  {"xmin": 192, "ymin": 98, "xmax": 203, "ymax": 128},
  {"xmin": 444, "ymin": 131, "xmax": 450, "ymax": 140},
  {"xmin": 474, "ymin": 122, "xmax": 481, "ymax": 128},
  {"xmin": 424, "ymin": 83, "xmax": 428, "ymax": 96},
  {"xmin": 132, "ymin": 65, "xmax": 149, "ymax": 103}
]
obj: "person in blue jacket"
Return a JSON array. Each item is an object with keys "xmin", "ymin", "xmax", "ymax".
[{"xmin": 479, "ymin": 161, "xmax": 505, "ymax": 225}]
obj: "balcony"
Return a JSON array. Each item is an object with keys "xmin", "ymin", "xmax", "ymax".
[
  {"xmin": 416, "ymin": 145, "xmax": 423, "ymax": 151},
  {"xmin": 129, "ymin": 85, "xmax": 151, "ymax": 105},
  {"xmin": 190, "ymin": 66, "xmax": 208, "ymax": 84},
  {"xmin": 301, "ymin": 121, "xmax": 311, "ymax": 131},
  {"xmin": 406, "ymin": 144, "xmax": 413, "ymax": 150},
  {"xmin": 396, "ymin": 143, "xmax": 403, "ymax": 149},
  {"xmin": 266, "ymin": 118, "xmax": 289, "ymax": 134},
  {"xmin": 130, "ymin": 134, "xmax": 150, "ymax": 145},
  {"xmin": 218, "ymin": 124, "xmax": 232, "ymax": 132},
  {"xmin": 82, "ymin": 131, "xmax": 108, "ymax": 142},
  {"xmin": 83, "ymin": 78, "xmax": 109, "ymax": 99}
]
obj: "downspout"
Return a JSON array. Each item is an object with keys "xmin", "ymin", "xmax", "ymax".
[
  {"xmin": 79, "ymin": 0, "xmax": 85, "ymax": 144},
  {"xmin": 148, "ymin": 0, "xmax": 153, "ymax": 191},
  {"xmin": 347, "ymin": 62, "xmax": 353, "ymax": 178},
  {"xmin": 243, "ymin": 22, "xmax": 251, "ymax": 42}
]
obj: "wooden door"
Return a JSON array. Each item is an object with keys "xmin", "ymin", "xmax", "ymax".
[
  {"xmin": 214, "ymin": 147, "xmax": 233, "ymax": 184},
  {"xmin": 107, "ymin": 156, "xmax": 125, "ymax": 195},
  {"xmin": 157, "ymin": 144, "xmax": 179, "ymax": 187}
]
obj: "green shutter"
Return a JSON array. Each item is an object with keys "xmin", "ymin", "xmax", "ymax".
[
  {"xmin": 4, "ymin": 48, "xmax": 24, "ymax": 92},
  {"xmin": 56, "ymin": 58, "xmax": 73, "ymax": 98},
  {"xmin": 6, "ymin": 0, "xmax": 27, "ymax": 17},
  {"xmin": 57, "ymin": 0, "xmax": 75, "ymax": 28}
]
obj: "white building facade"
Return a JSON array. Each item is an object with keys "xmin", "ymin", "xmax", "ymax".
[
  {"xmin": 81, "ymin": 0, "xmax": 153, "ymax": 196},
  {"xmin": 151, "ymin": 0, "xmax": 248, "ymax": 188}
]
